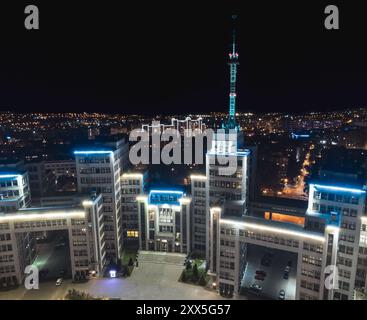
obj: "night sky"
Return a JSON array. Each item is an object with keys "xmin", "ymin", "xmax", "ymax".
[{"xmin": 0, "ymin": 1, "xmax": 366, "ymax": 115}]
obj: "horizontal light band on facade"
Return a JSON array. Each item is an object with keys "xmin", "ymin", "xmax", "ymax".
[
  {"xmin": 0, "ymin": 196, "xmax": 22, "ymax": 202},
  {"xmin": 179, "ymin": 198, "xmax": 191, "ymax": 204},
  {"xmin": 82, "ymin": 200, "xmax": 94, "ymax": 206},
  {"xmin": 122, "ymin": 173, "xmax": 143, "ymax": 179},
  {"xmin": 190, "ymin": 175, "xmax": 207, "ymax": 180},
  {"xmin": 207, "ymin": 151, "xmax": 249, "ymax": 157},
  {"xmin": 325, "ymin": 225, "xmax": 340, "ymax": 232},
  {"xmin": 0, "ymin": 211, "xmax": 85, "ymax": 222},
  {"xmin": 0, "ymin": 174, "xmax": 22, "ymax": 179},
  {"xmin": 149, "ymin": 190, "xmax": 183, "ymax": 195},
  {"xmin": 136, "ymin": 196, "xmax": 147, "ymax": 201},
  {"xmin": 220, "ymin": 219, "xmax": 325, "ymax": 242},
  {"xmin": 312, "ymin": 184, "xmax": 366, "ymax": 194},
  {"xmin": 74, "ymin": 151, "xmax": 113, "ymax": 155}
]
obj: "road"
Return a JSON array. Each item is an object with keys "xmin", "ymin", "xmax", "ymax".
[{"xmin": 282, "ymin": 147, "xmax": 311, "ymax": 200}]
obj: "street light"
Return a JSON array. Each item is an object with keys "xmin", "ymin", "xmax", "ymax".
[{"xmin": 109, "ymin": 270, "xmax": 116, "ymax": 278}]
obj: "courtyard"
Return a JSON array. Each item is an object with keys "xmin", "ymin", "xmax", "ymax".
[{"xmin": 0, "ymin": 251, "xmax": 235, "ymax": 300}]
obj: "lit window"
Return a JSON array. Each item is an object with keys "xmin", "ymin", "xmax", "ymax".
[{"xmin": 127, "ymin": 230, "xmax": 139, "ymax": 238}]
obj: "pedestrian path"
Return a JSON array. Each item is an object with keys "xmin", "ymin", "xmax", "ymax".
[{"xmin": 138, "ymin": 250, "xmax": 186, "ymax": 266}]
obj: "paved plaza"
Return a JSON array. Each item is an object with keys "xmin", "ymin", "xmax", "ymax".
[{"xmin": 0, "ymin": 251, "xmax": 238, "ymax": 300}]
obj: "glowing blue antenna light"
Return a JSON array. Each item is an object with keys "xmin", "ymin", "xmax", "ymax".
[{"xmin": 227, "ymin": 14, "xmax": 239, "ymax": 130}]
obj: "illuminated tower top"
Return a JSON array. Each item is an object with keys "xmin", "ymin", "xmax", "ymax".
[{"xmin": 224, "ymin": 15, "xmax": 239, "ymax": 131}]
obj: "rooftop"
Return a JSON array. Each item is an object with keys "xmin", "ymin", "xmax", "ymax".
[
  {"xmin": 0, "ymin": 206, "xmax": 86, "ymax": 221},
  {"xmin": 221, "ymin": 215, "xmax": 325, "ymax": 242}
]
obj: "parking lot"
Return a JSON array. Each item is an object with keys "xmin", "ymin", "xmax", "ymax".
[
  {"xmin": 34, "ymin": 231, "xmax": 71, "ymax": 281},
  {"xmin": 241, "ymin": 245, "xmax": 297, "ymax": 300}
]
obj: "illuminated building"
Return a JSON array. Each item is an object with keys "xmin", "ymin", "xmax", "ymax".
[
  {"xmin": 141, "ymin": 117, "xmax": 206, "ymax": 135},
  {"xmin": 306, "ymin": 179, "xmax": 367, "ymax": 300},
  {"xmin": 0, "ymin": 160, "xmax": 35, "ymax": 284},
  {"xmin": 190, "ymin": 175, "xmax": 207, "ymax": 254},
  {"xmin": 136, "ymin": 190, "xmax": 191, "ymax": 253},
  {"xmin": 197, "ymin": 21, "xmax": 367, "ymax": 298},
  {"xmin": 202, "ymin": 16, "xmax": 254, "ymax": 274},
  {"xmin": 74, "ymin": 136, "xmax": 129, "ymax": 262},
  {"xmin": 0, "ymin": 160, "xmax": 31, "ymax": 211},
  {"xmin": 0, "ymin": 194, "xmax": 105, "ymax": 286},
  {"xmin": 121, "ymin": 172, "xmax": 146, "ymax": 248},
  {"xmin": 0, "ymin": 169, "xmax": 31, "ymax": 213},
  {"xmin": 207, "ymin": 171, "xmax": 367, "ymax": 300}
]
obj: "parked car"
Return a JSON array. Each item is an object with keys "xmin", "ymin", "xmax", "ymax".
[
  {"xmin": 249, "ymin": 284, "xmax": 263, "ymax": 293},
  {"xmin": 255, "ymin": 270, "xmax": 267, "ymax": 276},
  {"xmin": 255, "ymin": 274, "xmax": 265, "ymax": 281},
  {"xmin": 55, "ymin": 278, "xmax": 63, "ymax": 286},
  {"xmin": 278, "ymin": 289, "xmax": 286, "ymax": 300}
]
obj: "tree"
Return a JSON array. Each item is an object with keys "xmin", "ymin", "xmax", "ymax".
[
  {"xmin": 181, "ymin": 271, "xmax": 187, "ymax": 283},
  {"xmin": 198, "ymin": 274, "xmax": 207, "ymax": 286},
  {"xmin": 128, "ymin": 257, "xmax": 134, "ymax": 266},
  {"xmin": 185, "ymin": 260, "xmax": 192, "ymax": 270},
  {"xmin": 192, "ymin": 264, "xmax": 199, "ymax": 282}
]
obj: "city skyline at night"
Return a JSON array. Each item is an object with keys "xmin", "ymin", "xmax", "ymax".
[
  {"xmin": 1, "ymin": 2, "xmax": 367, "ymax": 115},
  {"xmin": 1, "ymin": 1, "xmax": 367, "ymax": 309}
]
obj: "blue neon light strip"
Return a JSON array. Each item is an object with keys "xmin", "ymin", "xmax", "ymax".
[
  {"xmin": 150, "ymin": 190, "xmax": 183, "ymax": 195},
  {"xmin": 313, "ymin": 184, "xmax": 366, "ymax": 194},
  {"xmin": 0, "ymin": 174, "xmax": 21, "ymax": 179},
  {"xmin": 74, "ymin": 151, "xmax": 113, "ymax": 155},
  {"xmin": 0, "ymin": 196, "xmax": 22, "ymax": 202},
  {"xmin": 207, "ymin": 151, "xmax": 250, "ymax": 156},
  {"xmin": 148, "ymin": 190, "xmax": 184, "ymax": 206}
]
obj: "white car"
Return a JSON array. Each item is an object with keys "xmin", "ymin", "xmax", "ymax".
[
  {"xmin": 249, "ymin": 284, "xmax": 263, "ymax": 293},
  {"xmin": 278, "ymin": 289, "xmax": 286, "ymax": 300},
  {"xmin": 56, "ymin": 278, "xmax": 63, "ymax": 286}
]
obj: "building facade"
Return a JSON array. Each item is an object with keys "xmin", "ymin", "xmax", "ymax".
[
  {"xmin": 74, "ymin": 137, "xmax": 129, "ymax": 262},
  {"xmin": 208, "ymin": 178, "xmax": 367, "ymax": 300},
  {"xmin": 137, "ymin": 190, "xmax": 191, "ymax": 253},
  {"xmin": 121, "ymin": 172, "xmax": 146, "ymax": 248},
  {"xmin": 190, "ymin": 175, "xmax": 207, "ymax": 255},
  {"xmin": 0, "ymin": 194, "xmax": 105, "ymax": 288}
]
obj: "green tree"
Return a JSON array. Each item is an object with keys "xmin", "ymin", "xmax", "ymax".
[
  {"xmin": 181, "ymin": 271, "xmax": 187, "ymax": 283},
  {"xmin": 198, "ymin": 274, "xmax": 207, "ymax": 286},
  {"xmin": 128, "ymin": 257, "xmax": 134, "ymax": 266},
  {"xmin": 192, "ymin": 264, "xmax": 199, "ymax": 282},
  {"xmin": 185, "ymin": 260, "xmax": 192, "ymax": 270}
]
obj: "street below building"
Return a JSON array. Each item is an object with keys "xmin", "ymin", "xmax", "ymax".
[
  {"xmin": 34, "ymin": 231, "xmax": 71, "ymax": 281},
  {"xmin": 241, "ymin": 245, "xmax": 297, "ymax": 300}
]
